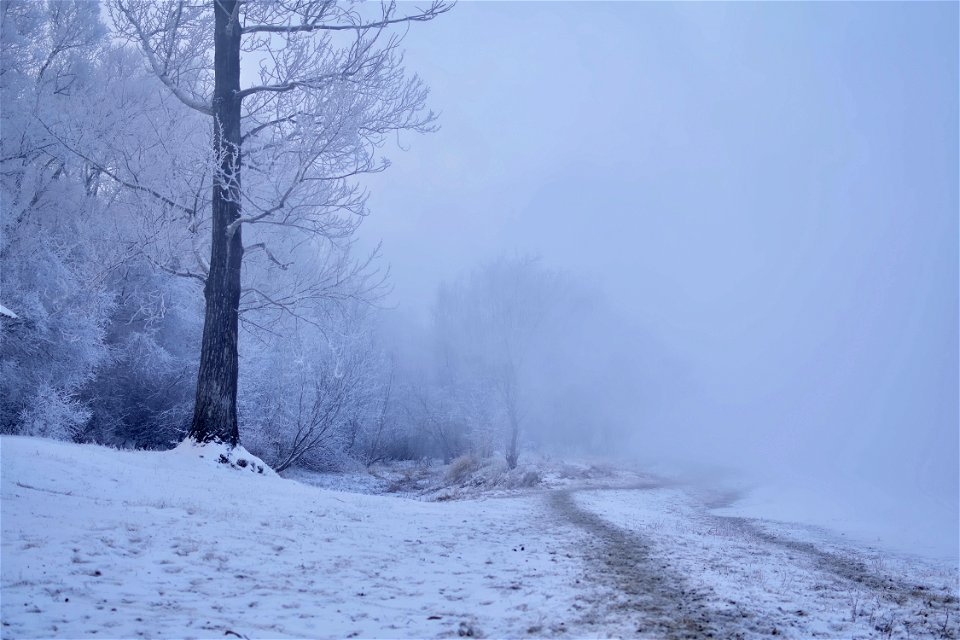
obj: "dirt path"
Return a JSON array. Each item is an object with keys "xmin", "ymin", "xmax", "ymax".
[
  {"xmin": 715, "ymin": 515, "xmax": 960, "ymax": 637},
  {"xmin": 549, "ymin": 485, "xmax": 959, "ymax": 640},
  {"xmin": 549, "ymin": 488, "xmax": 747, "ymax": 639}
]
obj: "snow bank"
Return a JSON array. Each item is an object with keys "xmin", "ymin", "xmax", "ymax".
[
  {"xmin": 0, "ymin": 436, "xmax": 595, "ymax": 639},
  {"xmin": 171, "ymin": 438, "xmax": 275, "ymax": 475}
]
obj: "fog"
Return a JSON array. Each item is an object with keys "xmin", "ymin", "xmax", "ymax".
[
  {"xmin": 3, "ymin": 0, "xmax": 956, "ymax": 566},
  {"xmin": 361, "ymin": 2, "xmax": 958, "ymax": 555},
  {"xmin": 4, "ymin": 4, "xmax": 960, "ymax": 635}
]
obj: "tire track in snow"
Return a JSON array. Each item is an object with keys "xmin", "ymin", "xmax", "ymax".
[{"xmin": 549, "ymin": 489, "xmax": 747, "ymax": 639}]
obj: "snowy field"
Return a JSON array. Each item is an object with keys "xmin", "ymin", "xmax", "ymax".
[{"xmin": 2, "ymin": 436, "xmax": 957, "ymax": 639}]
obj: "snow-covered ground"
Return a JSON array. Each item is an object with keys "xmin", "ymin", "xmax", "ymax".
[
  {"xmin": 1, "ymin": 437, "xmax": 596, "ymax": 638},
  {"xmin": 712, "ymin": 478, "xmax": 960, "ymax": 563},
  {"xmin": 2, "ymin": 436, "xmax": 958, "ymax": 639},
  {"xmin": 575, "ymin": 489, "xmax": 959, "ymax": 638}
]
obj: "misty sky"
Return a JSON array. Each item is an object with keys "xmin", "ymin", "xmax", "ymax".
[{"xmin": 361, "ymin": 2, "xmax": 958, "ymax": 541}]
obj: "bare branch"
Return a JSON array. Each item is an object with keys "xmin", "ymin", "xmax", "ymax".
[
  {"xmin": 240, "ymin": 1, "xmax": 452, "ymax": 35},
  {"xmin": 113, "ymin": 1, "xmax": 214, "ymax": 115},
  {"xmin": 143, "ymin": 253, "xmax": 207, "ymax": 283},
  {"xmin": 36, "ymin": 117, "xmax": 195, "ymax": 216},
  {"xmin": 236, "ymin": 72, "xmax": 346, "ymax": 99},
  {"xmin": 245, "ymin": 242, "xmax": 290, "ymax": 270}
]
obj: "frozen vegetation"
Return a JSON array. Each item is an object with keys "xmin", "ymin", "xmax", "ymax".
[
  {"xmin": 2, "ymin": 437, "xmax": 957, "ymax": 639},
  {"xmin": 2, "ymin": 2, "xmax": 957, "ymax": 639}
]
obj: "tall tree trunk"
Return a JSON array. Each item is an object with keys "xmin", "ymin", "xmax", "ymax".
[{"xmin": 188, "ymin": 0, "xmax": 243, "ymax": 446}]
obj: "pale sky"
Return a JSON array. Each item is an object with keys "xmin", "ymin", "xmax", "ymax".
[{"xmin": 361, "ymin": 2, "xmax": 958, "ymax": 551}]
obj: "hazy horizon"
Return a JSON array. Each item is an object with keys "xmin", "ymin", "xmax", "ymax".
[{"xmin": 360, "ymin": 1, "xmax": 959, "ymax": 555}]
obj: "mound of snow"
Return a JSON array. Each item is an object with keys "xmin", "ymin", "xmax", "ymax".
[{"xmin": 171, "ymin": 438, "xmax": 275, "ymax": 475}]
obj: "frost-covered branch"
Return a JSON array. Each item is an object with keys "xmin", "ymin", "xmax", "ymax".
[
  {"xmin": 240, "ymin": 1, "xmax": 452, "ymax": 35},
  {"xmin": 111, "ymin": 1, "xmax": 214, "ymax": 116}
]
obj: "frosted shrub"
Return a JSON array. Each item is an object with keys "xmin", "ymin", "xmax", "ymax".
[
  {"xmin": 17, "ymin": 385, "xmax": 92, "ymax": 440},
  {"xmin": 0, "ymin": 238, "xmax": 113, "ymax": 438},
  {"xmin": 446, "ymin": 454, "xmax": 479, "ymax": 484}
]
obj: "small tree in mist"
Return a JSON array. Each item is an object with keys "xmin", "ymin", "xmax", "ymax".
[
  {"xmin": 434, "ymin": 256, "xmax": 565, "ymax": 468},
  {"xmin": 108, "ymin": 0, "xmax": 451, "ymax": 450}
]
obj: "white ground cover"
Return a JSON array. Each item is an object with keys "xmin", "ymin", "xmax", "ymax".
[
  {"xmin": 2, "ymin": 436, "xmax": 957, "ymax": 639},
  {"xmin": 1, "ymin": 437, "xmax": 602, "ymax": 639},
  {"xmin": 713, "ymin": 477, "xmax": 960, "ymax": 562},
  {"xmin": 575, "ymin": 488, "xmax": 959, "ymax": 639}
]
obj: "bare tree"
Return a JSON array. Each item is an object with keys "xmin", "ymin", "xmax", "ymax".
[
  {"xmin": 109, "ymin": 0, "xmax": 451, "ymax": 447},
  {"xmin": 434, "ymin": 256, "xmax": 563, "ymax": 468}
]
